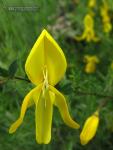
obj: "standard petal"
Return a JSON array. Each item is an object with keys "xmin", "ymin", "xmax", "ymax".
[
  {"xmin": 25, "ymin": 30, "xmax": 45, "ymax": 85},
  {"xmin": 45, "ymin": 30, "xmax": 67, "ymax": 85},
  {"xmin": 9, "ymin": 84, "xmax": 42, "ymax": 134},
  {"xmin": 25, "ymin": 29, "xmax": 67, "ymax": 86},
  {"xmin": 49, "ymin": 85, "xmax": 80, "ymax": 129},
  {"xmin": 35, "ymin": 89, "xmax": 53, "ymax": 144}
]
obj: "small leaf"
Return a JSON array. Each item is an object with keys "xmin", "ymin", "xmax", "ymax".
[
  {"xmin": 0, "ymin": 67, "xmax": 8, "ymax": 77},
  {"xmin": 8, "ymin": 60, "xmax": 18, "ymax": 78}
]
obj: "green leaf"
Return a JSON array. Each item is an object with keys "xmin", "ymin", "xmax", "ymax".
[
  {"xmin": 0, "ymin": 67, "xmax": 8, "ymax": 77},
  {"xmin": 8, "ymin": 60, "xmax": 18, "ymax": 78}
]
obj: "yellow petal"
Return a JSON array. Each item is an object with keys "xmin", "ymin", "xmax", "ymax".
[
  {"xmin": 84, "ymin": 14, "xmax": 94, "ymax": 29},
  {"xmin": 103, "ymin": 23, "xmax": 112, "ymax": 33},
  {"xmin": 35, "ymin": 89, "xmax": 53, "ymax": 144},
  {"xmin": 49, "ymin": 85, "xmax": 80, "ymax": 129},
  {"xmin": 27, "ymin": 97, "xmax": 34, "ymax": 108},
  {"xmin": 85, "ymin": 63, "xmax": 96, "ymax": 73},
  {"xmin": 75, "ymin": 31, "xmax": 87, "ymax": 41},
  {"xmin": 25, "ymin": 29, "xmax": 67, "ymax": 86},
  {"xmin": 111, "ymin": 62, "xmax": 113, "ymax": 70},
  {"xmin": 9, "ymin": 84, "xmax": 42, "ymax": 134},
  {"xmin": 80, "ymin": 111, "xmax": 99, "ymax": 145},
  {"xmin": 88, "ymin": 0, "xmax": 96, "ymax": 8},
  {"xmin": 84, "ymin": 55, "xmax": 99, "ymax": 63}
]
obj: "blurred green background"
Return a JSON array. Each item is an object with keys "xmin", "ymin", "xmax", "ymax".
[{"xmin": 0, "ymin": 0, "xmax": 113, "ymax": 149}]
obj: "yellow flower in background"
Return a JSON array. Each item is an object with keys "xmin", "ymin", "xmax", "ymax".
[
  {"xmin": 103, "ymin": 23, "xmax": 112, "ymax": 33},
  {"xmin": 84, "ymin": 55, "xmax": 99, "ymax": 73},
  {"xmin": 9, "ymin": 29, "xmax": 80, "ymax": 144},
  {"xmin": 80, "ymin": 111, "xmax": 99, "ymax": 145},
  {"xmin": 88, "ymin": 0, "xmax": 96, "ymax": 8},
  {"xmin": 111, "ymin": 62, "xmax": 113, "ymax": 70},
  {"xmin": 75, "ymin": 14, "xmax": 99, "ymax": 42},
  {"xmin": 100, "ymin": 0, "xmax": 112, "ymax": 33}
]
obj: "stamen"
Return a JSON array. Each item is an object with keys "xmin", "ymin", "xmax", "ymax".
[
  {"xmin": 42, "ymin": 66, "xmax": 48, "ymax": 89},
  {"xmin": 42, "ymin": 66, "xmax": 48, "ymax": 109}
]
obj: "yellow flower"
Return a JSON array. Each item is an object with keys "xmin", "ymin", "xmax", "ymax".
[
  {"xmin": 84, "ymin": 55, "xmax": 99, "ymax": 73},
  {"xmin": 75, "ymin": 14, "xmax": 99, "ymax": 42},
  {"xmin": 88, "ymin": 0, "xmax": 96, "ymax": 8},
  {"xmin": 103, "ymin": 23, "xmax": 112, "ymax": 33},
  {"xmin": 9, "ymin": 29, "xmax": 80, "ymax": 144},
  {"xmin": 80, "ymin": 111, "xmax": 99, "ymax": 145},
  {"xmin": 111, "ymin": 62, "xmax": 113, "ymax": 70},
  {"xmin": 100, "ymin": 0, "xmax": 112, "ymax": 33}
]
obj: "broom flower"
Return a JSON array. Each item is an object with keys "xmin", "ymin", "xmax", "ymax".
[
  {"xmin": 75, "ymin": 14, "xmax": 99, "ymax": 42},
  {"xmin": 9, "ymin": 29, "xmax": 80, "ymax": 144},
  {"xmin": 88, "ymin": 0, "xmax": 96, "ymax": 8},
  {"xmin": 84, "ymin": 55, "xmax": 99, "ymax": 73},
  {"xmin": 100, "ymin": 0, "xmax": 112, "ymax": 33},
  {"xmin": 80, "ymin": 111, "xmax": 99, "ymax": 145}
]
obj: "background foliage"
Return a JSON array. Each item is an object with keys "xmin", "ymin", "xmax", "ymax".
[{"xmin": 0, "ymin": 0, "xmax": 113, "ymax": 150}]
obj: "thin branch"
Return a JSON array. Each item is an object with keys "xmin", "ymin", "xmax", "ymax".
[
  {"xmin": 76, "ymin": 90, "xmax": 113, "ymax": 109},
  {"xmin": 76, "ymin": 90, "xmax": 113, "ymax": 99},
  {"xmin": 0, "ymin": 76, "xmax": 30, "ymax": 85},
  {"xmin": 14, "ymin": 76, "xmax": 30, "ymax": 82}
]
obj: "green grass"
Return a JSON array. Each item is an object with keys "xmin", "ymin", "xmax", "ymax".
[{"xmin": 0, "ymin": 0, "xmax": 113, "ymax": 149}]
